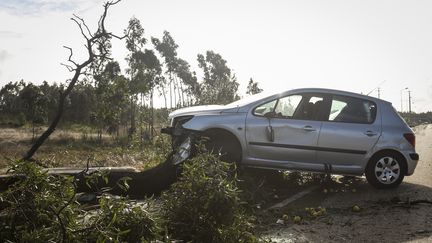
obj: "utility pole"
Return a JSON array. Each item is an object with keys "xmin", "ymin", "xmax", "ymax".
[
  {"xmin": 377, "ymin": 88, "xmax": 381, "ymax": 99},
  {"xmin": 400, "ymin": 87, "xmax": 408, "ymax": 112},
  {"xmin": 408, "ymin": 90, "xmax": 412, "ymax": 113}
]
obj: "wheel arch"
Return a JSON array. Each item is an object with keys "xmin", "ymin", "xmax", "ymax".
[
  {"xmin": 202, "ymin": 127, "xmax": 243, "ymax": 162},
  {"xmin": 367, "ymin": 149, "xmax": 408, "ymax": 175}
]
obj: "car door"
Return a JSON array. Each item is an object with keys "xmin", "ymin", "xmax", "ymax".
[
  {"xmin": 316, "ymin": 95, "xmax": 381, "ymax": 173},
  {"xmin": 246, "ymin": 93, "xmax": 327, "ymax": 165}
]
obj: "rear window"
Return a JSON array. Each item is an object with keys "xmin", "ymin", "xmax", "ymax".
[{"xmin": 328, "ymin": 95, "xmax": 377, "ymax": 124}]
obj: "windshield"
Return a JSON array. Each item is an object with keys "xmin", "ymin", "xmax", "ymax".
[{"xmin": 225, "ymin": 91, "xmax": 278, "ymax": 108}]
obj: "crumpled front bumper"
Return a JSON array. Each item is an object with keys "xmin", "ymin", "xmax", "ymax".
[{"xmin": 161, "ymin": 126, "xmax": 198, "ymax": 165}]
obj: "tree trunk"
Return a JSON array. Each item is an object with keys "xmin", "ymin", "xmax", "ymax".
[
  {"xmin": 23, "ymin": 67, "xmax": 82, "ymax": 161},
  {"xmin": 161, "ymin": 86, "xmax": 167, "ymax": 109},
  {"xmin": 179, "ymin": 82, "xmax": 185, "ymax": 107},
  {"xmin": 140, "ymin": 93, "xmax": 144, "ymax": 147},
  {"xmin": 150, "ymin": 88, "xmax": 154, "ymax": 139},
  {"xmin": 129, "ymin": 95, "xmax": 136, "ymax": 139},
  {"xmin": 169, "ymin": 75, "xmax": 173, "ymax": 109},
  {"xmin": 32, "ymin": 120, "xmax": 35, "ymax": 142}
]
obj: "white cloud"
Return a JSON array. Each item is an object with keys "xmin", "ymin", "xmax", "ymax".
[
  {"xmin": 0, "ymin": 0, "xmax": 101, "ymax": 16},
  {"xmin": 1, "ymin": 0, "xmax": 432, "ymax": 112}
]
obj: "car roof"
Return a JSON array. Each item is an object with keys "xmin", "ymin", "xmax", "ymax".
[
  {"xmin": 285, "ymin": 88, "xmax": 390, "ymax": 104},
  {"xmin": 231, "ymin": 87, "xmax": 392, "ymax": 111}
]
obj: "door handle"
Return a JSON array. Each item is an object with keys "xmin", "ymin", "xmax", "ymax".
[
  {"xmin": 364, "ymin": 131, "xmax": 378, "ymax": 137},
  {"xmin": 303, "ymin": 125, "xmax": 316, "ymax": 131}
]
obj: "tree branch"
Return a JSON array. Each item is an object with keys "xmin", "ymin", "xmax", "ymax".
[
  {"xmin": 62, "ymin": 46, "xmax": 78, "ymax": 66},
  {"xmin": 71, "ymin": 17, "xmax": 90, "ymax": 41},
  {"xmin": 72, "ymin": 14, "xmax": 93, "ymax": 38},
  {"xmin": 60, "ymin": 63, "xmax": 75, "ymax": 72},
  {"xmin": 23, "ymin": 0, "xmax": 123, "ymax": 161}
]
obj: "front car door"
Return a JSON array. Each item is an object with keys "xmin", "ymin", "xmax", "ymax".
[
  {"xmin": 316, "ymin": 95, "xmax": 381, "ymax": 175},
  {"xmin": 245, "ymin": 93, "xmax": 329, "ymax": 170}
]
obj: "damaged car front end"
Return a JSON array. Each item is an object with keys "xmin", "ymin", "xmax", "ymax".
[
  {"xmin": 161, "ymin": 104, "xmax": 244, "ymax": 165},
  {"xmin": 161, "ymin": 115, "xmax": 198, "ymax": 165}
]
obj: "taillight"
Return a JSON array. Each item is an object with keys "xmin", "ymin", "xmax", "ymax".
[{"xmin": 403, "ymin": 133, "xmax": 415, "ymax": 148}]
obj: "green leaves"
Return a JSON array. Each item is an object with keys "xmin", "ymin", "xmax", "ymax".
[
  {"xmin": 86, "ymin": 195, "xmax": 160, "ymax": 242},
  {"xmin": 162, "ymin": 152, "xmax": 258, "ymax": 243},
  {"xmin": 125, "ymin": 17, "xmax": 147, "ymax": 52},
  {"xmin": 0, "ymin": 160, "xmax": 78, "ymax": 242},
  {"xmin": 0, "ymin": 161, "xmax": 162, "ymax": 242},
  {"xmin": 196, "ymin": 51, "xmax": 240, "ymax": 105},
  {"xmin": 246, "ymin": 78, "xmax": 263, "ymax": 95}
]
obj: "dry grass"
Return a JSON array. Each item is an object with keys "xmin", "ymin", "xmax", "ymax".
[{"xmin": 0, "ymin": 127, "xmax": 170, "ymax": 171}]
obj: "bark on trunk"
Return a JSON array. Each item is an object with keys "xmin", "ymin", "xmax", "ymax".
[{"xmin": 23, "ymin": 67, "xmax": 82, "ymax": 160}]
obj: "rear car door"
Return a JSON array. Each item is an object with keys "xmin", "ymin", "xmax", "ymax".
[
  {"xmin": 316, "ymin": 95, "xmax": 381, "ymax": 173},
  {"xmin": 246, "ymin": 93, "xmax": 328, "ymax": 164}
]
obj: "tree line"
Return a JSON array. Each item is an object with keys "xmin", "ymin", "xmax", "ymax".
[{"xmin": 0, "ymin": 17, "xmax": 262, "ymax": 143}]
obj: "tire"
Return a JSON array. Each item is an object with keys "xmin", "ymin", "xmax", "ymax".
[
  {"xmin": 365, "ymin": 151, "xmax": 406, "ymax": 189},
  {"xmin": 204, "ymin": 130, "xmax": 242, "ymax": 163}
]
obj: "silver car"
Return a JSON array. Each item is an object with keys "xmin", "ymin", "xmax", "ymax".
[{"xmin": 162, "ymin": 88, "xmax": 419, "ymax": 188}]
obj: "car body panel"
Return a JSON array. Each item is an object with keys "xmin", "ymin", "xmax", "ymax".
[
  {"xmin": 165, "ymin": 88, "xmax": 419, "ymax": 178},
  {"xmin": 316, "ymin": 120, "xmax": 382, "ymax": 174},
  {"xmin": 245, "ymin": 114, "xmax": 322, "ymax": 164}
]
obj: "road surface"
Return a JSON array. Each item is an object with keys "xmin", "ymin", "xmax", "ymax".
[{"xmin": 265, "ymin": 124, "xmax": 432, "ymax": 243}]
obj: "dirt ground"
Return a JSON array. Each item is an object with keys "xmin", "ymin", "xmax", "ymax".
[
  {"xmin": 262, "ymin": 124, "xmax": 432, "ymax": 242},
  {"xmin": 1, "ymin": 125, "xmax": 431, "ymax": 242},
  {"xmin": 0, "ymin": 127, "xmax": 168, "ymax": 171}
]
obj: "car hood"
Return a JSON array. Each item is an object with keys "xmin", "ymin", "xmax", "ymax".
[{"xmin": 169, "ymin": 105, "xmax": 238, "ymax": 118}]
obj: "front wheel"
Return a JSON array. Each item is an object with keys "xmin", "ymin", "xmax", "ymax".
[
  {"xmin": 204, "ymin": 130, "xmax": 242, "ymax": 164},
  {"xmin": 365, "ymin": 152, "xmax": 406, "ymax": 189}
]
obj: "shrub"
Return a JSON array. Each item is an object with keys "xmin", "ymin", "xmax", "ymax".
[
  {"xmin": 161, "ymin": 152, "xmax": 258, "ymax": 243},
  {"xmin": 0, "ymin": 160, "xmax": 79, "ymax": 242},
  {"xmin": 0, "ymin": 160, "xmax": 161, "ymax": 242},
  {"xmin": 82, "ymin": 195, "xmax": 161, "ymax": 242}
]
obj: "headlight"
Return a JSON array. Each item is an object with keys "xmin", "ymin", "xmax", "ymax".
[{"xmin": 172, "ymin": 136, "xmax": 192, "ymax": 165}]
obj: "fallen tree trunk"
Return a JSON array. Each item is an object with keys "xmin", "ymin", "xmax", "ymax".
[
  {"xmin": 1, "ymin": 156, "xmax": 180, "ymax": 199},
  {"xmin": 75, "ymin": 155, "xmax": 179, "ymax": 198}
]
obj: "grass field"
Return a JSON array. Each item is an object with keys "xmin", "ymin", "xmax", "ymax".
[{"xmin": 0, "ymin": 127, "xmax": 171, "ymax": 171}]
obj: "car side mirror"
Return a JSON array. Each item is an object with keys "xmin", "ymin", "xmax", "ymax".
[
  {"xmin": 264, "ymin": 111, "xmax": 275, "ymax": 142},
  {"xmin": 264, "ymin": 111, "xmax": 276, "ymax": 119}
]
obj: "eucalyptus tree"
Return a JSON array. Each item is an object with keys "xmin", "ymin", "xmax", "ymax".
[
  {"xmin": 142, "ymin": 50, "xmax": 162, "ymax": 139},
  {"xmin": 128, "ymin": 49, "xmax": 162, "ymax": 140},
  {"xmin": 93, "ymin": 61, "xmax": 129, "ymax": 141},
  {"xmin": 175, "ymin": 58, "xmax": 198, "ymax": 105},
  {"xmin": 246, "ymin": 78, "xmax": 263, "ymax": 95},
  {"xmin": 0, "ymin": 81, "xmax": 24, "ymax": 125},
  {"xmin": 19, "ymin": 83, "xmax": 49, "ymax": 140},
  {"xmin": 125, "ymin": 16, "xmax": 147, "ymax": 136},
  {"xmin": 39, "ymin": 81, "xmax": 61, "ymax": 122},
  {"xmin": 151, "ymin": 31, "xmax": 179, "ymax": 108},
  {"xmin": 197, "ymin": 51, "xmax": 240, "ymax": 105}
]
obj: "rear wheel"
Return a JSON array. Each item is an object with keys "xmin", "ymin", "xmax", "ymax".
[{"xmin": 365, "ymin": 151, "xmax": 406, "ymax": 189}]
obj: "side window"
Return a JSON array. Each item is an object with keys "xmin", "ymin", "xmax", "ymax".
[
  {"xmin": 329, "ymin": 100, "xmax": 347, "ymax": 121},
  {"xmin": 254, "ymin": 94, "xmax": 325, "ymax": 120},
  {"xmin": 253, "ymin": 100, "xmax": 277, "ymax": 116},
  {"xmin": 292, "ymin": 95, "xmax": 324, "ymax": 120},
  {"xmin": 329, "ymin": 96, "xmax": 376, "ymax": 124},
  {"xmin": 274, "ymin": 95, "xmax": 302, "ymax": 118}
]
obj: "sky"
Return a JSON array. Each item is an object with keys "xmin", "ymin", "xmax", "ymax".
[{"xmin": 1, "ymin": 0, "xmax": 432, "ymax": 112}]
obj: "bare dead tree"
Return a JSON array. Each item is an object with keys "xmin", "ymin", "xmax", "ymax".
[{"xmin": 23, "ymin": 0, "xmax": 124, "ymax": 161}]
